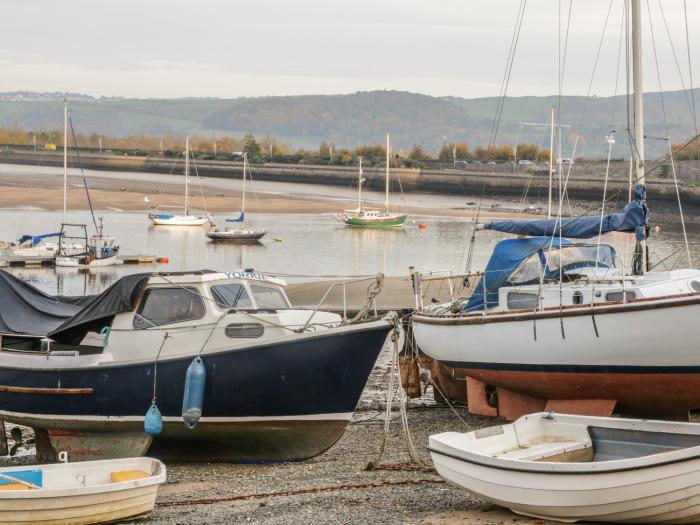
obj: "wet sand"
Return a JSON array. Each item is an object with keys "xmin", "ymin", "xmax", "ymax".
[{"xmin": 0, "ymin": 163, "xmax": 539, "ymax": 220}]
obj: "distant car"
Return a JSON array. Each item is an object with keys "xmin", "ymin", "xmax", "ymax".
[
  {"xmin": 558, "ymin": 158, "xmax": 574, "ymax": 164},
  {"xmin": 518, "ymin": 160, "xmax": 534, "ymax": 165},
  {"xmin": 487, "ymin": 161, "xmax": 496, "ymax": 165},
  {"xmin": 471, "ymin": 160, "xmax": 482, "ymax": 165},
  {"xmin": 454, "ymin": 160, "xmax": 469, "ymax": 168}
]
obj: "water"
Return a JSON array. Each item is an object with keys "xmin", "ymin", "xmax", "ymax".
[{"xmin": 2, "ymin": 209, "xmax": 700, "ymax": 297}]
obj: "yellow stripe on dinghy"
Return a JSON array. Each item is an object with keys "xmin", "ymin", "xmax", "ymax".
[
  {"xmin": 111, "ymin": 470, "xmax": 151, "ymax": 483},
  {"xmin": 0, "ymin": 484, "xmax": 31, "ymax": 490}
]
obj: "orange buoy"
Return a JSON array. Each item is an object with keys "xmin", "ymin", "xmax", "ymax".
[
  {"xmin": 157, "ymin": 257, "xmax": 169, "ymax": 264},
  {"xmin": 419, "ymin": 223, "xmax": 427, "ymax": 229}
]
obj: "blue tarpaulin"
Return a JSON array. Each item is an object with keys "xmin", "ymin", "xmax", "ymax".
[
  {"xmin": 17, "ymin": 232, "xmax": 62, "ymax": 247},
  {"xmin": 465, "ymin": 237, "xmax": 572, "ymax": 311},
  {"xmin": 226, "ymin": 212, "xmax": 245, "ymax": 223},
  {"xmin": 484, "ymin": 185, "xmax": 649, "ymax": 240}
]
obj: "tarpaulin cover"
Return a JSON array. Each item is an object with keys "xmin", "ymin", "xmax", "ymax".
[
  {"xmin": 483, "ymin": 185, "xmax": 649, "ymax": 240},
  {"xmin": 465, "ymin": 237, "xmax": 572, "ymax": 311},
  {"xmin": 49, "ymin": 272, "xmax": 150, "ymax": 344},
  {"xmin": 17, "ymin": 232, "xmax": 62, "ymax": 247},
  {"xmin": 0, "ymin": 270, "xmax": 92, "ymax": 336},
  {"xmin": 226, "ymin": 212, "xmax": 245, "ymax": 222}
]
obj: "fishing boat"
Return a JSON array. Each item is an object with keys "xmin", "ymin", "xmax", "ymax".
[
  {"xmin": 338, "ymin": 134, "xmax": 407, "ymax": 228},
  {"xmin": 55, "ymin": 221, "xmax": 120, "ymax": 268},
  {"xmin": 412, "ymin": 1, "xmax": 700, "ymax": 421},
  {"xmin": 207, "ymin": 153, "xmax": 266, "ymax": 241},
  {"xmin": 429, "ymin": 412, "xmax": 700, "ymax": 523},
  {"xmin": 149, "ymin": 136, "xmax": 209, "ymax": 226},
  {"xmin": 0, "ymin": 269, "xmax": 392, "ymax": 463},
  {"xmin": 0, "ymin": 457, "xmax": 165, "ymax": 525}
]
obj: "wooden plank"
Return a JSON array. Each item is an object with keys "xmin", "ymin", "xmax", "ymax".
[{"xmin": 0, "ymin": 385, "xmax": 94, "ymax": 395}]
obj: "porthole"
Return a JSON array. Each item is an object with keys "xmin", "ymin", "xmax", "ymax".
[{"xmin": 690, "ymin": 280, "xmax": 700, "ymax": 293}]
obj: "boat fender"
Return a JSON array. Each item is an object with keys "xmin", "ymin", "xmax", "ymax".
[
  {"xmin": 144, "ymin": 403, "xmax": 163, "ymax": 436},
  {"xmin": 182, "ymin": 356, "xmax": 206, "ymax": 429},
  {"xmin": 100, "ymin": 326, "xmax": 111, "ymax": 347}
]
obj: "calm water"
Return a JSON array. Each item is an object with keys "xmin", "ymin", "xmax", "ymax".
[{"xmin": 3, "ymin": 209, "xmax": 700, "ymax": 297}]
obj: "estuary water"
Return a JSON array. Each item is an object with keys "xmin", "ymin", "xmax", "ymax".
[{"xmin": 2, "ymin": 209, "xmax": 700, "ymax": 298}]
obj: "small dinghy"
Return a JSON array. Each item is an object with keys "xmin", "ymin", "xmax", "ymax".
[
  {"xmin": 429, "ymin": 412, "xmax": 700, "ymax": 523},
  {"xmin": 207, "ymin": 228, "xmax": 266, "ymax": 241},
  {"xmin": 0, "ymin": 457, "xmax": 165, "ymax": 524}
]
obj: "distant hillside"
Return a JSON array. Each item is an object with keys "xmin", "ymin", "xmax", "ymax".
[{"xmin": 0, "ymin": 89, "xmax": 698, "ymax": 157}]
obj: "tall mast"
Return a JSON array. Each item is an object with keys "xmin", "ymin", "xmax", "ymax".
[
  {"xmin": 631, "ymin": 0, "xmax": 645, "ymax": 186},
  {"xmin": 241, "ymin": 152, "xmax": 247, "ymax": 215},
  {"xmin": 385, "ymin": 133, "xmax": 390, "ymax": 213},
  {"xmin": 184, "ymin": 136, "xmax": 190, "ymax": 215},
  {"xmin": 358, "ymin": 156, "xmax": 363, "ymax": 211},
  {"xmin": 63, "ymin": 100, "xmax": 68, "ymax": 223},
  {"xmin": 548, "ymin": 107, "xmax": 554, "ymax": 220}
]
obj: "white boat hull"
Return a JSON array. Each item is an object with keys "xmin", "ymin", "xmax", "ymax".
[
  {"xmin": 151, "ymin": 215, "xmax": 208, "ymax": 226},
  {"xmin": 55, "ymin": 253, "xmax": 120, "ymax": 268},
  {"xmin": 0, "ymin": 457, "xmax": 165, "ymax": 525}
]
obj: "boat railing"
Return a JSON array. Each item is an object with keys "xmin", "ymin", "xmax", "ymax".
[{"xmin": 410, "ymin": 267, "xmax": 483, "ymax": 311}]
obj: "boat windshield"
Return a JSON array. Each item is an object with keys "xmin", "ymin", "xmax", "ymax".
[
  {"xmin": 211, "ymin": 283, "xmax": 254, "ymax": 309},
  {"xmin": 508, "ymin": 244, "xmax": 615, "ymax": 285},
  {"xmin": 250, "ymin": 284, "xmax": 291, "ymax": 309}
]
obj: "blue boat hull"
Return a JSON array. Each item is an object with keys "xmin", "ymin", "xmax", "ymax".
[{"xmin": 0, "ymin": 322, "xmax": 391, "ymax": 462}]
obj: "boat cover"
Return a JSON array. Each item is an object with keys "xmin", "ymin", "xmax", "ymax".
[
  {"xmin": 483, "ymin": 185, "xmax": 648, "ymax": 240},
  {"xmin": 0, "ymin": 270, "xmax": 149, "ymax": 343},
  {"xmin": 465, "ymin": 237, "xmax": 572, "ymax": 311},
  {"xmin": 17, "ymin": 232, "xmax": 63, "ymax": 246},
  {"xmin": 226, "ymin": 212, "xmax": 245, "ymax": 222}
]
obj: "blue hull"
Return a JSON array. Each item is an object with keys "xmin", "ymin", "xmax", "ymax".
[{"xmin": 0, "ymin": 322, "xmax": 391, "ymax": 462}]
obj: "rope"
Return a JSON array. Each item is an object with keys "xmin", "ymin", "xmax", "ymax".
[
  {"xmin": 348, "ymin": 274, "xmax": 385, "ymax": 324},
  {"xmin": 156, "ymin": 478, "xmax": 444, "ymax": 508},
  {"xmin": 67, "ymin": 114, "xmax": 99, "ymax": 232}
]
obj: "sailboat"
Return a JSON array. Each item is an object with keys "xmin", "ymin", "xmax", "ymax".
[
  {"xmin": 55, "ymin": 101, "xmax": 120, "ymax": 268},
  {"xmin": 149, "ymin": 136, "xmax": 209, "ymax": 226},
  {"xmin": 339, "ymin": 134, "xmax": 407, "ymax": 228},
  {"xmin": 207, "ymin": 153, "xmax": 266, "ymax": 241},
  {"xmin": 412, "ymin": 1, "xmax": 700, "ymax": 421}
]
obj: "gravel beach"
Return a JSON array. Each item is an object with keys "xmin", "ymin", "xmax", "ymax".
[{"xmin": 0, "ymin": 345, "xmax": 559, "ymax": 525}]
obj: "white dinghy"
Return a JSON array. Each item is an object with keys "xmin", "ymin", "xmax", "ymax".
[
  {"xmin": 429, "ymin": 412, "xmax": 700, "ymax": 523},
  {"xmin": 0, "ymin": 457, "xmax": 165, "ymax": 524}
]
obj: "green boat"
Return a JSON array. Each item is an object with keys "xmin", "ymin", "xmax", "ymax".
[{"xmin": 340, "ymin": 133, "xmax": 408, "ymax": 228}]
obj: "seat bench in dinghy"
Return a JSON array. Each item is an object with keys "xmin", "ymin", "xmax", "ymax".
[{"xmin": 429, "ymin": 412, "xmax": 700, "ymax": 523}]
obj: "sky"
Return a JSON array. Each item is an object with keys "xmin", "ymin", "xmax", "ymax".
[{"xmin": 1, "ymin": 0, "xmax": 698, "ymax": 100}]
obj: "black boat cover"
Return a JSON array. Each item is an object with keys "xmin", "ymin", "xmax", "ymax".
[{"xmin": 0, "ymin": 270, "xmax": 150, "ymax": 344}]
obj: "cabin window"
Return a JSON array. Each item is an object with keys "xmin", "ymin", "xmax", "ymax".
[
  {"xmin": 605, "ymin": 291, "xmax": 635, "ymax": 302},
  {"xmin": 225, "ymin": 323, "xmax": 265, "ymax": 338},
  {"xmin": 507, "ymin": 292, "xmax": 539, "ymax": 310},
  {"xmin": 134, "ymin": 287, "xmax": 206, "ymax": 328},
  {"xmin": 210, "ymin": 284, "xmax": 254, "ymax": 309},
  {"xmin": 250, "ymin": 285, "xmax": 290, "ymax": 309}
]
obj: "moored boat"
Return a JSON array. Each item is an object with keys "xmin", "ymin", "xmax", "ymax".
[
  {"xmin": 0, "ymin": 269, "xmax": 392, "ymax": 463},
  {"xmin": 429, "ymin": 412, "xmax": 700, "ymax": 523},
  {"xmin": 0, "ymin": 457, "xmax": 165, "ymax": 525}
]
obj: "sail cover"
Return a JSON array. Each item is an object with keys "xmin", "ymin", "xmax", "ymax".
[
  {"xmin": 0, "ymin": 270, "xmax": 150, "ymax": 343},
  {"xmin": 17, "ymin": 232, "xmax": 62, "ymax": 247},
  {"xmin": 483, "ymin": 185, "xmax": 648, "ymax": 240},
  {"xmin": 465, "ymin": 237, "xmax": 572, "ymax": 311}
]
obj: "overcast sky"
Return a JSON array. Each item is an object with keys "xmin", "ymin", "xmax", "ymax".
[{"xmin": 2, "ymin": 1, "xmax": 698, "ymax": 99}]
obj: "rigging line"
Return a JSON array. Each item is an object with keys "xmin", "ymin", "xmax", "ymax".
[
  {"xmin": 245, "ymin": 162, "xmax": 263, "ymax": 215},
  {"xmin": 624, "ymin": 2, "xmax": 639, "ymax": 163},
  {"xmin": 557, "ymin": 0, "xmax": 573, "ymax": 128},
  {"xmin": 611, "ymin": 2, "xmax": 626, "ymax": 126},
  {"xmin": 646, "ymin": 0, "xmax": 670, "ymax": 133},
  {"xmin": 683, "ymin": 0, "xmax": 697, "ymax": 134},
  {"xmin": 488, "ymin": 0, "xmax": 527, "ymax": 151},
  {"xmin": 656, "ymin": 0, "xmax": 696, "ymax": 132},
  {"xmin": 575, "ymin": 0, "xmax": 614, "ymax": 133},
  {"xmin": 664, "ymin": 138, "xmax": 692, "ymax": 268},
  {"xmin": 189, "ymin": 153, "xmax": 210, "ymax": 217},
  {"xmin": 67, "ymin": 114, "xmax": 99, "ymax": 232}
]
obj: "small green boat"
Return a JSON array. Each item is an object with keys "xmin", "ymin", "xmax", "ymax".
[{"xmin": 339, "ymin": 133, "xmax": 408, "ymax": 229}]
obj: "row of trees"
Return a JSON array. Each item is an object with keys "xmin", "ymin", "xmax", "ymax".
[{"xmin": 0, "ymin": 125, "xmax": 565, "ymax": 166}]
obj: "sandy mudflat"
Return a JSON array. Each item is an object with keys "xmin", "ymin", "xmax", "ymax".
[{"xmin": 0, "ymin": 167, "xmax": 539, "ymax": 220}]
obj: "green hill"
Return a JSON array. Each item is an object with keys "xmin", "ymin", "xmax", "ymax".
[{"xmin": 0, "ymin": 89, "xmax": 697, "ymax": 157}]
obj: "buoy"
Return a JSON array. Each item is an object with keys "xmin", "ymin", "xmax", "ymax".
[
  {"xmin": 419, "ymin": 223, "xmax": 427, "ymax": 229},
  {"xmin": 157, "ymin": 257, "xmax": 169, "ymax": 264},
  {"xmin": 144, "ymin": 403, "xmax": 163, "ymax": 436},
  {"xmin": 182, "ymin": 356, "xmax": 206, "ymax": 429}
]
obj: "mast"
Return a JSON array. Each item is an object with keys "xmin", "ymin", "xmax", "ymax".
[
  {"xmin": 358, "ymin": 156, "xmax": 363, "ymax": 211},
  {"xmin": 241, "ymin": 152, "xmax": 247, "ymax": 215},
  {"xmin": 184, "ymin": 136, "xmax": 190, "ymax": 216},
  {"xmin": 631, "ymin": 0, "xmax": 647, "ymax": 272},
  {"xmin": 63, "ymin": 100, "xmax": 68, "ymax": 223},
  {"xmin": 548, "ymin": 107, "xmax": 555, "ymax": 219},
  {"xmin": 385, "ymin": 133, "xmax": 390, "ymax": 213}
]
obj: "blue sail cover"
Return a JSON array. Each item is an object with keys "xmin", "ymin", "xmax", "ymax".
[
  {"xmin": 465, "ymin": 237, "xmax": 572, "ymax": 311},
  {"xmin": 484, "ymin": 185, "xmax": 649, "ymax": 240},
  {"xmin": 226, "ymin": 212, "xmax": 245, "ymax": 223},
  {"xmin": 17, "ymin": 232, "xmax": 62, "ymax": 247}
]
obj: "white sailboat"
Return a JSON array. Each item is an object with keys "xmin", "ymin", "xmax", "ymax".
[
  {"xmin": 412, "ymin": 1, "xmax": 700, "ymax": 421},
  {"xmin": 150, "ymin": 136, "xmax": 209, "ymax": 226},
  {"xmin": 207, "ymin": 152, "xmax": 266, "ymax": 241}
]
